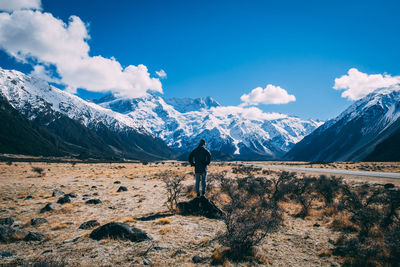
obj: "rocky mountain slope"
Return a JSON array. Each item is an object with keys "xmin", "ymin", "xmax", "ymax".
[
  {"xmin": 94, "ymin": 94, "xmax": 322, "ymax": 160},
  {"xmin": 0, "ymin": 68, "xmax": 173, "ymax": 160},
  {"xmin": 285, "ymin": 87, "xmax": 400, "ymax": 161}
]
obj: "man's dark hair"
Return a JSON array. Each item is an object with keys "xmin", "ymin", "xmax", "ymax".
[{"xmin": 199, "ymin": 139, "xmax": 206, "ymax": 146}]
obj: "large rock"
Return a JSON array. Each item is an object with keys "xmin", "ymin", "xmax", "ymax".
[
  {"xmin": 89, "ymin": 222, "xmax": 151, "ymax": 242},
  {"xmin": 0, "ymin": 250, "xmax": 14, "ymax": 258},
  {"xmin": 0, "ymin": 225, "xmax": 27, "ymax": 243},
  {"xmin": 31, "ymin": 218, "xmax": 48, "ymax": 226},
  {"xmin": 40, "ymin": 203, "xmax": 56, "ymax": 213},
  {"xmin": 79, "ymin": 220, "xmax": 100, "ymax": 229},
  {"xmin": 85, "ymin": 199, "xmax": 102, "ymax": 205},
  {"xmin": 57, "ymin": 195, "xmax": 71, "ymax": 204},
  {"xmin": 117, "ymin": 186, "xmax": 128, "ymax": 192},
  {"xmin": 178, "ymin": 196, "xmax": 225, "ymax": 219},
  {"xmin": 52, "ymin": 189, "xmax": 65, "ymax": 197},
  {"xmin": 24, "ymin": 231, "xmax": 46, "ymax": 241},
  {"xmin": 0, "ymin": 217, "xmax": 14, "ymax": 226}
]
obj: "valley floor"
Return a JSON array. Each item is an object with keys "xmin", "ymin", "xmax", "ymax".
[{"xmin": 0, "ymin": 161, "xmax": 398, "ymax": 266}]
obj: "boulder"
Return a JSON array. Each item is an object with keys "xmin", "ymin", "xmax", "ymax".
[
  {"xmin": 24, "ymin": 231, "xmax": 45, "ymax": 241},
  {"xmin": 114, "ymin": 181, "xmax": 121, "ymax": 184},
  {"xmin": 89, "ymin": 222, "xmax": 151, "ymax": 242},
  {"xmin": 40, "ymin": 203, "xmax": 56, "ymax": 213},
  {"xmin": 31, "ymin": 218, "xmax": 48, "ymax": 226},
  {"xmin": 85, "ymin": 199, "xmax": 102, "ymax": 205},
  {"xmin": 65, "ymin": 192, "xmax": 77, "ymax": 198},
  {"xmin": 0, "ymin": 217, "xmax": 14, "ymax": 226},
  {"xmin": 79, "ymin": 220, "xmax": 100, "ymax": 229},
  {"xmin": 178, "ymin": 196, "xmax": 225, "ymax": 219},
  {"xmin": 52, "ymin": 189, "xmax": 65, "ymax": 197},
  {"xmin": 0, "ymin": 250, "xmax": 14, "ymax": 258},
  {"xmin": 192, "ymin": 255, "xmax": 208, "ymax": 263},
  {"xmin": 117, "ymin": 186, "xmax": 128, "ymax": 192},
  {"xmin": 57, "ymin": 195, "xmax": 71, "ymax": 204},
  {"xmin": 0, "ymin": 225, "xmax": 28, "ymax": 243}
]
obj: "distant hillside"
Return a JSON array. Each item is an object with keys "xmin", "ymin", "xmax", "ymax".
[
  {"xmin": 285, "ymin": 87, "xmax": 400, "ymax": 161},
  {"xmin": 0, "ymin": 68, "xmax": 174, "ymax": 160}
]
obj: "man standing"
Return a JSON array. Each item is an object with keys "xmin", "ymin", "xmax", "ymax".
[{"xmin": 188, "ymin": 139, "xmax": 211, "ymax": 197}]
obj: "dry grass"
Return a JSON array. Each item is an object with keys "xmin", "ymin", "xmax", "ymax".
[
  {"xmin": 154, "ymin": 218, "xmax": 171, "ymax": 225},
  {"xmin": 1, "ymin": 160, "xmax": 396, "ymax": 266}
]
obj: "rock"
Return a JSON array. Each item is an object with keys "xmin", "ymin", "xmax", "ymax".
[
  {"xmin": 91, "ymin": 186, "xmax": 97, "ymax": 189},
  {"xmin": 93, "ymin": 192, "xmax": 99, "ymax": 196},
  {"xmin": 42, "ymin": 249, "xmax": 53, "ymax": 254},
  {"xmin": 178, "ymin": 196, "xmax": 225, "ymax": 219},
  {"xmin": 172, "ymin": 249, "xmax": 187, "ymax": 256},
  {"xmin": 143, "ymin": 258, "xmax": 151, "ymax": 265},
  {"xmin": 192, "ymin": 255, "xmax": 208, "ymax": 263},
  {"xmin": 0, "ymin": 250, "xmax": 14, "ymax": 258},
  {"xmin": 0, "ymin": 225, "xmax": 28, "ymax": 243},
  {"xmin": 40, "ymin": 203, "xmax": 56, "ymax": 213},
  {"xmin": 114, "ymin": 181, "xmax": 121, "ymax": 184},
  {"xmin": 31, "ymin": 218, "xmax": 48, "ymax": 226},
  {"xmin": 52, "ymin": 189, "xmax": 65, "ymax": 197},
  {"xmin": 0, "ymin": 217, "xmax": 14, "ymax": 226},
  {"xmin": 24, "ymin": 195, "xmax": 33, "ymax": 200},
  {"xmin": 66, "ymin": 192, "xmax": 77, "ymax": 198},
  {"xmin": 384, "ymin": 183, "xmax": 395, "ymax": 189},
  {"xmin": 117, "ymin": 186, "xmax": 128, "ymax": 192},
  {"xmin": 24, "ymin": 231, "xmax": 45, "ymax": 241},
  {"xmin": 313, "ymin": 223, "xmax": 320, "ymax": 227},
  {"xmin": 79, "ymin": 220, "xmax": 100, "ymax": 229},
  {"xmin": 57, "ymin": 195, "xmax": 71, "ymax": 204},
  {"xmin": 89, "ymin": 222, "xmax": 151, "ymax": 242},
  {"xmin": 85, "ymin": 199, "xmax": 102, "ymax": 205}
]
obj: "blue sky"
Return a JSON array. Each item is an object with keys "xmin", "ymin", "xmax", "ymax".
[{"xmin": 1, "ymin": 0, "xmax": 400, "ymax": 120}]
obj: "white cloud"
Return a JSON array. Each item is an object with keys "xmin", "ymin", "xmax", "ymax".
[
  {"xmin": 240, "ymin": 84, "xmax": 296, "ymax": 106},
  {"xmin": 210, "ymin": 105, "xmax": 288, "ymax": 121},
  {"xmin": 156, "ymin": 69, "xmax": 167, "ymax": 78},
  {"xmin": 0, "ymin": 0, "xmax": 41, "ymax": 12},
  {"xmin": 0, "ymin": 9, "xmax": 162, "ymax": 98},
  {"xmin": 333, "ymin": 68, "xmax": 400, "ymax": 100}
]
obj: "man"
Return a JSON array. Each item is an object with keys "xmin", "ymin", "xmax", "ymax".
[{"xmin": 188, "ymin": 139, "xmax": 211, "ymax": 197}]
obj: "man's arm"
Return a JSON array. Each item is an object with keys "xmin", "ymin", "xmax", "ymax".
[
  {"xmin": 188, "ymin": 150, "xmax": 195, "ymax": 166},
  {"xmin": 205, "ymin": 149, "xmax": 211, "ymax": 165}
]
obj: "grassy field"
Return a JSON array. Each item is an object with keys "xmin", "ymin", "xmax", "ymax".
[{"xmin": 0, "ymin": 161, "xmax": 399, "ymax": 266}]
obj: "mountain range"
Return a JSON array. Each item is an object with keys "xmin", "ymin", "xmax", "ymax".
[
  {"xmin": 1, "ymin": 67, "xmax": 398, "ymax": 161},
  {"xmin": 93, "ymin": 93, "xmax": 322, "ymax": 160}
]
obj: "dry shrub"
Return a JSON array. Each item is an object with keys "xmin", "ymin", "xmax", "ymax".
[
  {"xmin": 22, "ymin": 256, "xmax": 67, "ymax": 267},
  {"xmin": 160, "ymin": 171, "xmax": 185, "ymax": 212},
  {"xmin": 155, "ymin": 218, "xmax": 171, "ymax": 225},
  {"xmin": 50, "ymin": 223, "xmax": 68, "ymax": 230},
  {"xmin": 332, "ymin": 184, "xmax": 400, "ymax": 265},
  {"xmin": 122, "ymin": 217, "xmax": 137, "ymax": 223},
  {"xmin": 158, "ymin": 226, "xmax": 173, "ymax": 235},
  {"xmin": 217, "ymin": 175, "xmax": 281, "ymax": 261}
]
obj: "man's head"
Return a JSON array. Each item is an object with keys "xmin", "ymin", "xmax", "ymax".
[{"xmin": 199, "ymin": 139, "xmax": 206, "ymax": 146}]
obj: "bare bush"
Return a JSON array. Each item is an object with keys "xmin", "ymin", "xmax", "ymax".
[
  {"xmin": 160, "ymin": 172, "xmax": 185, "ymax": 212},
  {"xmin": 218, "ymin": 175, "xmax": 281, "ymax": 261},
  {"xmin": 32, "ymin": 167, "xmax": 44, "ymax": 175}
]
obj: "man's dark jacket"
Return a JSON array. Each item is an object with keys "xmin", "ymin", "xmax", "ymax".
[{"xmin": 188, "ymin": 145, "xmax": 211, "ymax": 173}]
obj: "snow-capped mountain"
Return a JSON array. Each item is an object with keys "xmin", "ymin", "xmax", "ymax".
[
  {"xmin": 0, "ymin": 68, "xmax": 173, "ymax": 160},
  {"xmin": 95, "ymin": 93, "xmax": 322, "ymax": 159},
  {"xmin": 285, "ymin": 87, "xmax": 400, "ymax": 161}
]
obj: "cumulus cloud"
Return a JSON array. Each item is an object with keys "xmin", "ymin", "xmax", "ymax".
[
  {"xmin": 156, "ymin": 69, "xmax": 167, "ymax": 78},
  {"xmin": 0, "ymin": 0, "xmax": 41, "ymax": 12},
  {"xmin": 333, "ymin": 68, "xmax": 400, "ymax": 100},
  {"xmin": 210, "ymin": 105, "xmax": 288, "ymax": 121},
  {"xmin": 240, "ymin": 84, "xmax": 296, "ymax": 106},
  {"xmin": 0, "ymin": 9, "xmax": 162, "ymax": 98}
]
